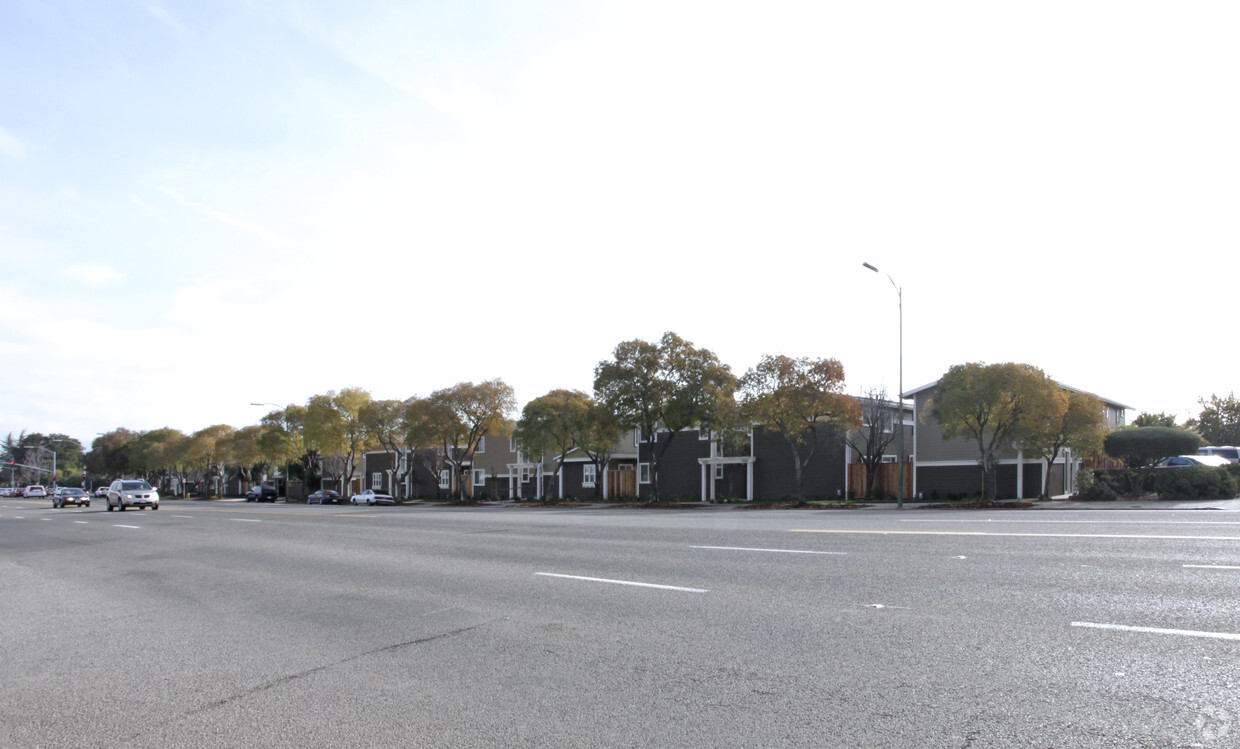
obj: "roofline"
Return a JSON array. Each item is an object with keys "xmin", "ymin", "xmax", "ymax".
[{"xmin": 902, "ymin": 378, "xmax": 1132, "ymax": 411}]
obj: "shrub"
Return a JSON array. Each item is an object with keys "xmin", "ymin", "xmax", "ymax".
[
  {"xmin": 1077, "ymin": 469, "xmax": 1118, "ymax": 500},
  {"xmin": 1103, "ymin": 427, "xmax": 1202, "ymax": 468},
  {"xmin": 1148, "ymin": 466, "xmax": 1238, "ymax": 500}
]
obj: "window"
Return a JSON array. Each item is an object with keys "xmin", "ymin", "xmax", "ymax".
[
  {"xmin": 639, "ymin": 463, "xmax": 651, "ymax": 484},
  {"xmin": 477, "ymin": 436, "xmax": 485, "ymax": 454},
  {"xmin": 699, "ymin": 427, "xmax": 711, "ymax": 440},
  {"xmin": 521, "ymin": 467, "xmax": 532, "ymax": 483},
  {"xmin": 714, "ymin": 464, "xmax": 723, "ymax": 480},
  {"xmin": 438, "ymin": 470, "xmax": 450, "ymax": 490},
  {"xmin": 510, "ymin": 436, "xmax": 517, "ymax": 452},
  {"xmin": 371, "ymin": 472, "xmax": 382, "ymax": 489},
  {"xmin": 472, "ymin": 468, "xmax": 486, "ymax": 487},
  {"xmin": 583, "ymin": 464, "xmax": 597, "ymax": 488}
]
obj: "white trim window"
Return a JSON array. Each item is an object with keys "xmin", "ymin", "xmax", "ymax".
[
  {"xmin": 371, "ymin": 472, "xmax": 382, "ymax": 489},
  {"xmin": 472, "ymin": 468, "xmax": 486, "ymax": 487},
  {"xmin": 477, "ymin": 436, "xmax": 485, "ymax": 454},
  {"xmin": 582, "ymin": 464, "xmax": 597, "ymax": 488},
  {"xmin": 438, "ymin": 470, "xmax": 450, "ymax": 490},
  {"xmin": 639, "ymin": 463, "xmax": 651, "ymax": 484},
  {"xmin": 714, "ymin": 464, "xmax": 723, "ymax": 480},
  {"xmin": 699, "ymin": 427, "xmax": 711, "ymax": 441},
  {"xmin": 521, "ymin": 467, "xmax": 532, "ymax": 484},
  {"xmin": 510, "ymin": 436, "xmax": 517, "ymax": 452}
]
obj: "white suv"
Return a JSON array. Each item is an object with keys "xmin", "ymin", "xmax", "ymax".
[{"xmin": 106, "ymin": 479, "xmax": 160, "ymax": 511}]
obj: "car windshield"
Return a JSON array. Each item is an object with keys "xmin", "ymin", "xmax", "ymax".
[{"xmin": 121, "ymin": 481, "xmax": 152, "ymax": 491}]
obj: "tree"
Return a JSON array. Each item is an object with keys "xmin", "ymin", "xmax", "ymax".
[
  {"xmin": 224, "ymin": 425, "xmax": 266, "ymax": 489},
  {"xmin": 739, "ymin": 354, "xmax": 861, "ymax": 505},
  {"xmin": 1133, "ymin": 412, "xmax": 1178, "ymax": 428},
  {"xmin": 594, "ymin": 332, "xmax": 736, "ymax": 502},
  {"xmin": 359, "ymin": 399, "xmax": 408, "ymax": 498},
  {"xmin": 575, "ymin": 399, "xmax": 626, "ymax": 500},
  {"xmin": 843, "ymin": 387, "xmax": 901, "ymax": 501},
  {"xmin": 514, "ymin": 389, "xmax": 592, "ymax": 500},
  {"xmin": 303, "ymin": 388, "xmax": 372, "ymax": 497},
  {"xmin": 1020, "ymin": 389, "xmax": 1108, "ymax": 497},
  {"xmin": 1103, "ymin": 426, "xmax": 1202, "ymax": 468},
  {"xmin": 260, "ymin": 405, "xmax": 311, "ymax": 499},
  {"xmin": 86, "ymin": 429, "xmax": 139, "ymax": 483},
  {"xmin": 927, "ymin": 362, "xmax": 1062, "ymax": 503},
  {"xmin": 181, "ymin": 425, "xmax": 236, "ymax": 497},
  {"xmin": 403, "ymin": 397, "xmax": 459, "ymax": 499},
  {"xmin": 426, "ymin": 380, "xmax": 516, "ymax": 501},
  {"xmin": 1188, "ymin": 393, "xmax": 1240, "ymax": 447},
  {"xmin": 128, "ymin": 428, "xmax": 188, "ymax": 494}
]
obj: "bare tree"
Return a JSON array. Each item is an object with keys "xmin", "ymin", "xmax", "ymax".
[{"xmin": 843, "ymin": 387, "xmax": 901, "ymax": 500}]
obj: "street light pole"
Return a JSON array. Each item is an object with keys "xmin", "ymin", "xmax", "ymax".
[{"xmin": 863, "ymin": 262, "xmax": 905, "ymax": 508}]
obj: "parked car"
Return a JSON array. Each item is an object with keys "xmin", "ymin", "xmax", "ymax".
[
  {"xmin": 1153, "ymin": 455, "xmax": 1232, "ymax": 468},
  {"xmin": 245, "ymin": 485, "xmax": 279, "ymax": 502},
  {"xmin": 52, "ymin": 488, "xmax": 90, "ymax": 508},
  {"xmin": 350, "ymin": 489, "xmax": 394, "ymax": 505},
  {"xmin": 23, "ymin": 485, "xmax": 47, "ymax": 498},
  {"xmin": 1198, "ymin": 446, "xmax": 1240, "ymax": 463},
  {"xmin": 307, "ymin": 489, "xmax": 341, "ymax": 505},
  {"xmin": 106, "ymin": 479, "xmax": 159, "ymax": 511}
]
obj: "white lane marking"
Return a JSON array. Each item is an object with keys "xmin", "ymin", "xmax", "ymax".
[
  {"xmin": 1184, "ymin": 564, "xmax": 1240, "ymax": 570},
  {"xmin": 691, "ymin": 545, "xmax": 846, "ymax": 555},
  {"xmin": 792, "ymin": 529, "xmax": 1240, "ymax": 541},
  {"xmin": 114, "ymin": 525, "xmax": 140, "ymax": 529},
  {"xmin": 172, "ymin": 515, "xmax": 193, "ymax": 519},
  {"xmin": 74, "ymin": 521, "xmax": 88, "ymax": 524},
  {"xmin": 1071, "ymin": 621, "xmax": 1240, "ymax": 641},
  {"xmin": 901, "ymin": 519, "xmax": 1240, "ymax": 526},
  {"xmin": 536, "ymin": 572, "xmax": 707, "ymax": 593},
  {"xmin": 232, "ymin": 519, "xmax": 261, "ymax": 523}
]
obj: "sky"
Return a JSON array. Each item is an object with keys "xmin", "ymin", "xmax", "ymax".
[{"xmin": 2, "ymin": 0, "xmax": 1238, "ymax": 450}]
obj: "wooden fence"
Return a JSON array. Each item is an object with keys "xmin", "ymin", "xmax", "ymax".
[
  {"xmin": 848, "ymin": 463, "xmax": 912, "ymax": 500},
  {"xmin": 607, "ymin": 469, "xmax": 637, "ymax": 499}
]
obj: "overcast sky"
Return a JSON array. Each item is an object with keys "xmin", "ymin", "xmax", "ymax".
[{"xmin": 2, "ymin": 0, "xmax": 1237, "ymax": 449}]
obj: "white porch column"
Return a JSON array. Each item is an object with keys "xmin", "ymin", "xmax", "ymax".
[
  {"xmin": 558, "ymin": 469, "xmax": 564, "ymax": 500},
  {"xmin": 700, "ymin": 463, "xmax": 707, "ymax": 502},
  {"xmin": 603, "ymin": 465, "xmax": 609, "ymax": 500},
  {"xmin": 746, "ymin": 462, "xmax": 753, "ymax": 501},
  {"xmin": 1016, "ymin": 449, "xmax": 1024, "ymax": 499}
]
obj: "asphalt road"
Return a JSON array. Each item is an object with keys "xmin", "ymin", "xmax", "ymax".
[{"xmin": 3, "ymin": 498, "xmax": 1239, "ymax": 748}]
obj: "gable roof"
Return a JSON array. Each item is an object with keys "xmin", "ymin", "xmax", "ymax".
[{"xmin": 903, "ymin": 378, "xmax": 1132, "ymax": 412}]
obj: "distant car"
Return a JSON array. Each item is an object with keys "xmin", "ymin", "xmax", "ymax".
[
  {"xmin": 106, "ymin": 479, "xmax": 159, "ymax": 511},
  {"xmin": 53, "ymin": 488, "xmax": 90, "ymax": 508},
  {"xmin": 1198, "ymin": 446, "xmax": 1240, "ymax": 463},
  {"xmin": 1153, "ymin": 455, "xmax": 1232, "ymax": 468},
  {"xmin": 350, "ymin": 489, "xmax": 394, "ymax": 505},
  {"xmin": 23, "ymin": 485, "xmax": 47, "ymax": 498},
  {"xmin": 245, "ymin": 485, "xmax": 279, "ymax": 502},
  {"xmin": 307, "ymin": 490, "xmax": 341, "ymax": 505},
  {"xmin": 0, "ymin": 488, "xmax": 11, "ymax": 496},
  {"xmin": 94, "ymin": 487, "xmax": 110, "ymax": 498}
]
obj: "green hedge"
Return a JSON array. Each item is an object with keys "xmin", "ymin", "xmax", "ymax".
[{"xmin": 1090, "ymin": 466, "xmax": 1238, "ymax": 500}]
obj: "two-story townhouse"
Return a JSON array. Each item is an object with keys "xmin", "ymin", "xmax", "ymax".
[
  {"xmin": 537, "ymin": 429, "xmax": 642, "ymax": 501},
  {"xmin": 635, "ymin": 424, "xmax": 853, "ymax": 502},
  {"xmin": 904, "ymin": 380, "xmax": 1130, "ymax": 500}
]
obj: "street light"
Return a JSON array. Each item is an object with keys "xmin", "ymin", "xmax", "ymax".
[{"xmin": 863, "ymin": 262, "xmax": 905, "ymax": 508}]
